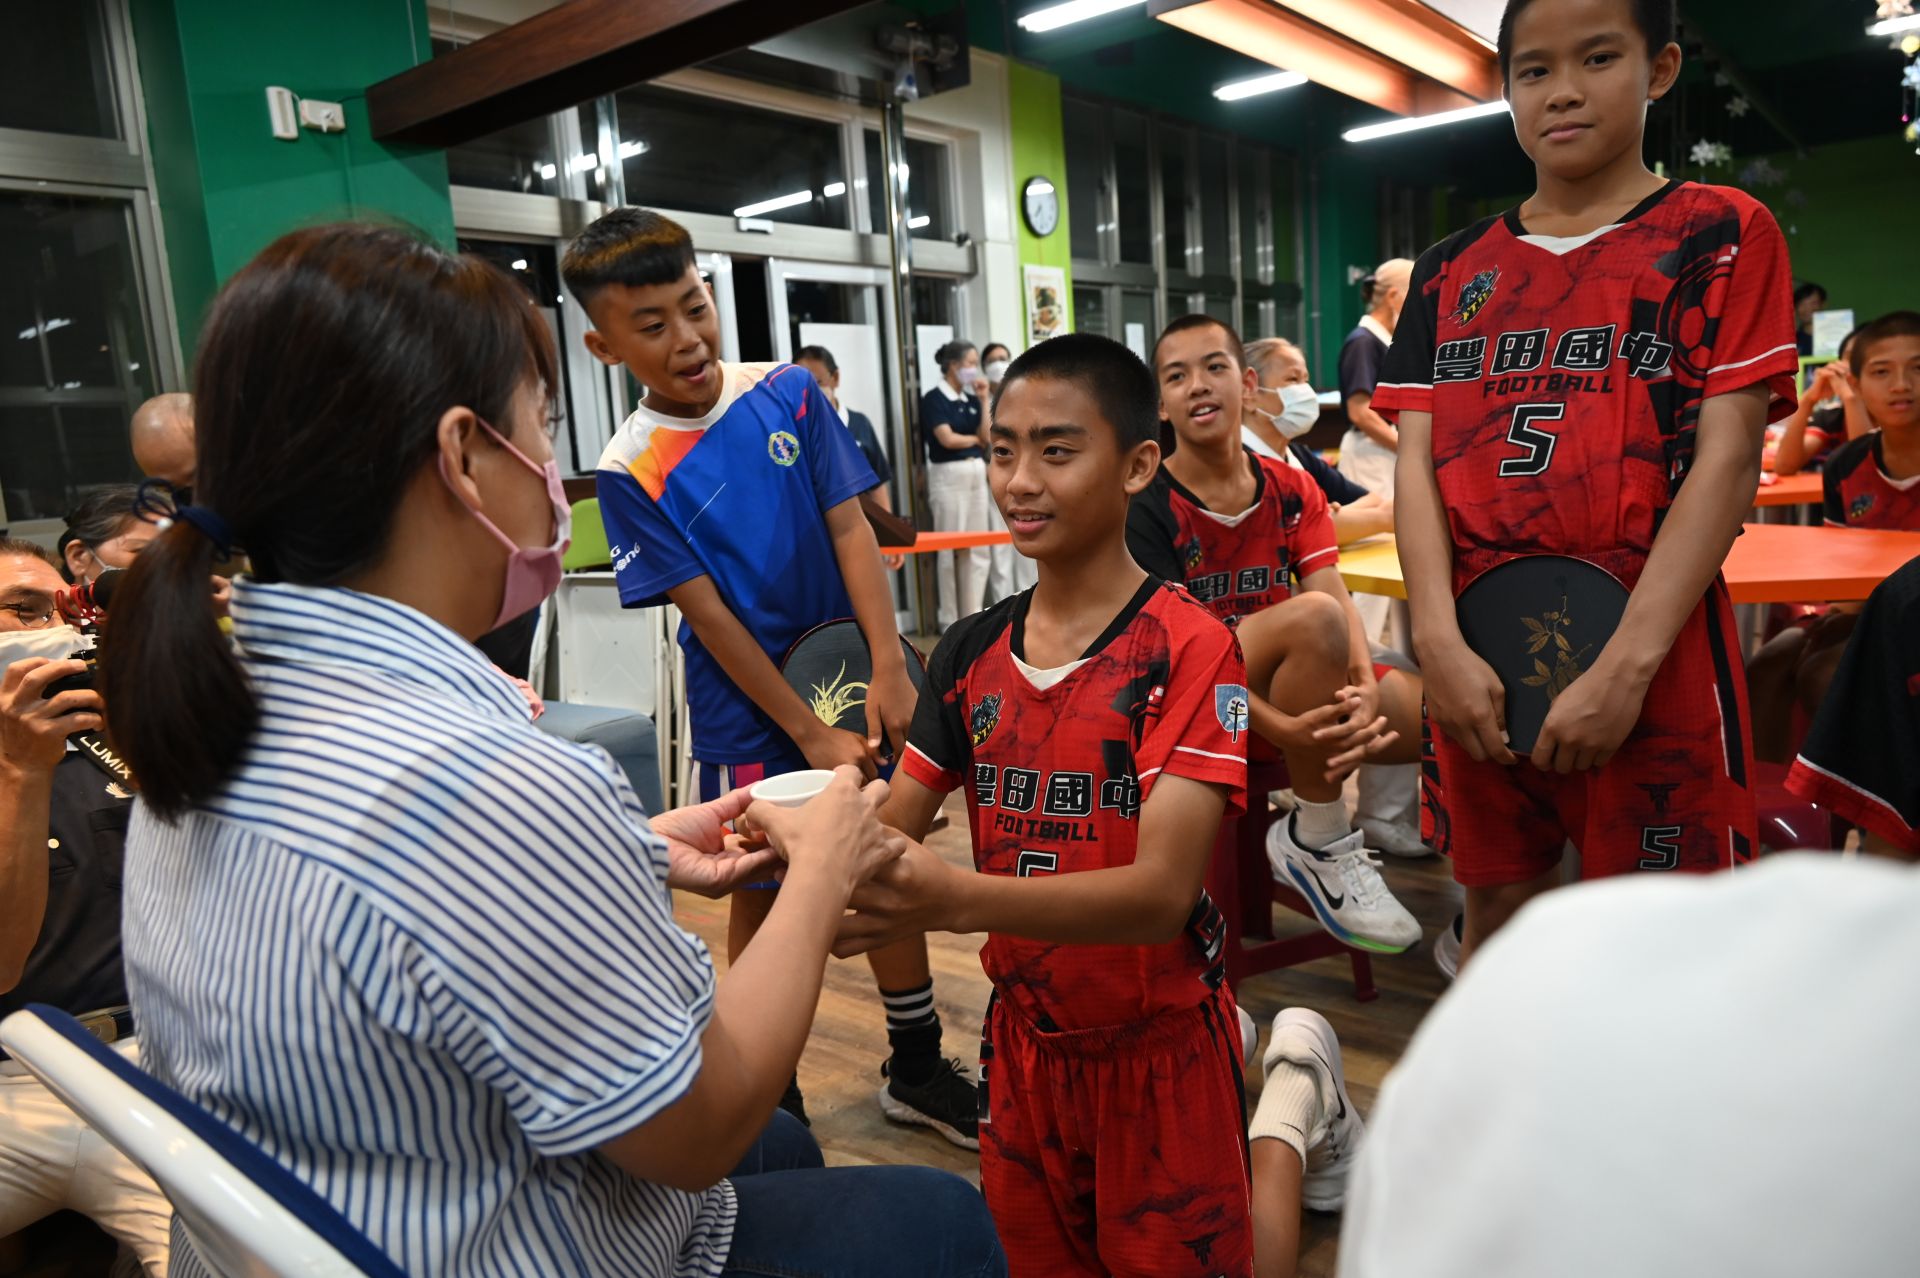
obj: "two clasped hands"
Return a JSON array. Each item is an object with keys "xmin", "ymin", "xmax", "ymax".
[{"xmin": 652, "ymin": 767, "xmax": 941, "ymax": 958}]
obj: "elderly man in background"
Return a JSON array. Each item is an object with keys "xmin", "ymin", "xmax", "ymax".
[{"xmin": 128, "ymin": 394, "xmax": 196, "ymax": 496}]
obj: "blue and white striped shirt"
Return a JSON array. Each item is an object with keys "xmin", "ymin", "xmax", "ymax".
[{"xmin": 122, "ymin": 579, "xmax": 733, "ymax": 1276}]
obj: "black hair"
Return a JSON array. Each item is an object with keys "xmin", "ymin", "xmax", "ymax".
[
  {"xmin": 981, "ymin": 342, "xmax": 1012, "ymax": 365},
  {"xmin": 794, "ymin": 344, "xmax": 838, "ymax": 377},
  {"xmin": 0, "ymin": 537, "xmax": 58, "ymax": 570},
  {"xmin": 1497, "ymin": 0, "xmax": 1674, "ymax": 82},
  {"xmin": 992, "ymin": 333, "xmax": 1159, "ymax": 450},
  {"xmin": 1849, "ymin": 311, "xmax": 1920, "ymax": 377},
  {"xmin": 934, "ymin": 339, "xmax": 978, "ymax": 373},
  {"xmin": 101, "ymin": 223, "xmax": 558, "ymax": 818},
  {"xmin": 57, "ymin": 485, "xmax": 143, "ymax": 583},
  {"xmin": 1793, "ymin": 281, "xmax": 1829, "ymax": 307},
  {"xmin": 1152, "ymin": 313, "xmax": 1247, "ymax": 374},
  {"xmin": 560, "ymin": 206, "xmax": 697, "ymax": 311}
]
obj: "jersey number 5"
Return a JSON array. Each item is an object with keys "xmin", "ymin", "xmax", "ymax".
[{"xmin": 1498, "ymin": 403, "xmax": 1566, "ymax": 478}]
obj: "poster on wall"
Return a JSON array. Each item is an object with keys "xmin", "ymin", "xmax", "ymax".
[{"xmin": 1024, "ymin": 265, "xmax": 1067, "ymax": 345}]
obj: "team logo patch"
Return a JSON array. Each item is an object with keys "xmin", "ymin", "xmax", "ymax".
[
  {"xmin": 970, "ymin": 693, "xmax": 1003, "ymax": 747},
  {"xmin": 1215, "ymin": 684, "xmax": 1249, "ymax": 743},
  {"xmin": 1183, "ymin": 536, "xmax": 1205, "ymax": 574},
  {"xmin": 1849, "ymin": 493, "xmax": 1876, "ymax": 522},
  {"xmin": 1450, "ymin": 267, "xmax": 1500, "ymax": 328},
  {"xmin": 768, "ymin": 431, "xmax": 801, "ymax": 466}
]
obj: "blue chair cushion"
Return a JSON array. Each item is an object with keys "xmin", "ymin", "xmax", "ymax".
[{"xmin": 26, "ymin": 1004, "xmax": 407, "ymax": 1278}]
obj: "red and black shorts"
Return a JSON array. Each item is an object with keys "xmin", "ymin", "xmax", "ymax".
[
  {"xmin": 1422, "ymin": 583, "xmax": 1758, "ymax": 886},
  {"xmin": 979, "ymin": 983, "xmax": 1252, "ymax": 1278}
]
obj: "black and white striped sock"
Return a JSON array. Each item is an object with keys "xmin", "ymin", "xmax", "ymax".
[{"xmin": 881, "ymin": 981, "xmax": 942, "ymax": 1083}]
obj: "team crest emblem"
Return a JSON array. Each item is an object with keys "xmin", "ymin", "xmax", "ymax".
[
  {"xmin": 768, "ymin": 431, "xmax": 801, "ymax": 466},
  {"xmin": 1183, "ymin": 537, "xmax": 1205, "ymax": 574},
  {"xmin": 1215, "ymin": 684, "xmax": 1250, "ymax": 743},
  {"xmin": 1450, "ymin": 267, "xmax": 1500, "ymax": 327},
  {"xmin": 1849, "ymin": 493, "xmax": 1875, "ymax": 521},
  {"xmin": 970, "ymin": 693, "xmax": 1003, "ymax": 747}
]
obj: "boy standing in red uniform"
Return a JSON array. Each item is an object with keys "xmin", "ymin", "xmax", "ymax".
[
  {"xmin": 1376, "ymin": 0, "xmax": 1798, "ymax": 968},
  {"xmin": 842, "ymin": 334, "xmax": 1255, "ymax": 1276}
]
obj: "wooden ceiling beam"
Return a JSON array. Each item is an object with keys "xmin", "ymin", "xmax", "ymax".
[{"xmin": 368, "ymin": 0, "xmax": 871, "ymax": 149}]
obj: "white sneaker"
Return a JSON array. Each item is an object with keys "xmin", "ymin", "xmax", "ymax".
[
  {"xmin": 1357, "ymin": 818, "xmax": 1434, "ymax": 859},
  {"xmin": 1238, "ymin": 1005, "xmax": 1258, "ymax": 1069},
  {"xmin": 1267, "ymin": 814, "xmax": 1420, "ymax": 953},
  {"xmin": 1434, "ymin": 912, "xmax": 1463, "ymax": 981},
  {"xmin": 1265, "ymin": 1008, "xmax": 1365, "ymax": 1212}
]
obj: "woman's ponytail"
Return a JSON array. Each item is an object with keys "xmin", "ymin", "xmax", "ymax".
[{"xmin": 99, "ymin": 519, "xmax": 256, "ymax": 819}]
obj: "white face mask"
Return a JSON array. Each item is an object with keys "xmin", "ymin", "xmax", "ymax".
[
  {"xmin": 983, "ymin": 359, "xmax": 1011, "ymax": 384},
  {"xmin": 1251, "ymin": 382, "xmax": 1321, "ymax": 440},
  {"xmin": 0, "ymin": 624, "xmax": 86, "ymax": 672}
]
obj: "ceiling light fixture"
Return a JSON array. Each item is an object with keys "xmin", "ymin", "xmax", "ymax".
[
  {"xmin": 1017, "ymin": 0, "xmax": 1144, "ymax": 34},
  {"xmin": 822, "ymin": 181, "xmax": 847, "ymax": 197},
  {"xmin": 1343, "ymin": 97, "xmax": 1509, "ymax": 142},
  {"xmin": 537, "ymin": 162, "xmax": 557, "ymax": 180},
  {"xmin": 908, "ymin": 214, "xmax": 932, "ymax": 228},
  {"xmin": 1214, "ymin": 69, "xmax": 1308, "ymax": 99},
  {"xmin": 733, "ymin": 190, "xmax": 814, "ymax": 217},
  {"xmin": 511, "ymin": 259, "xmax": 529, "ymax": 270},
  {"xmin": 1867, "ymin": 13, "xmax": 1920, "ymax": 35},
  {"xmin": 618, "ymin": 139, "xmax": 648, "ymax": 159}
]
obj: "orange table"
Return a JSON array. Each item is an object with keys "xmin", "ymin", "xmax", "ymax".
[
  {"xmin": 899, "ymin": 529, "xmax": 1014, "ymax": 554},
  {"xmin": 1754, "ymin": 472, "xmax": 1823, "ymax": 508},
  {"xmin": 1338, "ymin": 525, "xmax": 1920, "ymax": 605}
]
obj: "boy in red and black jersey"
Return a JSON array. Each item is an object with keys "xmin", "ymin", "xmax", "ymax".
[
  {"xmin": 843, "ymin": 335, "xmax": 1257, "ymax": 1277},
  {"xmin": 1821, "ymin": 311, "xmax": 1920, "ymax": 531},
  {"xmin": 1129, "ymin": 315, "xmax": 1424, "ymax": 958},
  {"xmin": 1376, "ymin": 0, "xmax": 1798, "ymax": 968}
]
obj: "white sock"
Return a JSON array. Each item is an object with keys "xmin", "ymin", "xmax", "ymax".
[
  {"xmin": 1248, "ymin": 1056, "xmax": 1323, "ymax": 1167},
  {"xmin": 1293, "ymin": 797, "xmax": 1351, "ymax": 851}
]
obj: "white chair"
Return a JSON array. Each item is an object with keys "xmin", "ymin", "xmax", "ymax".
[{"xmin": 0, "ymin": 1005, "xmax": 404, "ymax": 1278}]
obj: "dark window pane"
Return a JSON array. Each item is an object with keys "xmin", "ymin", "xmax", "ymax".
[
  {"xmin": 433, "ymin": 39, "xmax": 562, "ymax": 196},
  {"xmin": 1073, "ymin": 287, "xmax": 1107, "ymax": 339},
  {"xmin": 619, "ymin": 85, "xmax": 847, "ymax": 229},
  {"xmin": 1239, "ymin": 144, "xmax": 1269, "ymax": 282},
  {"xmin": 913, "ymin": 275, "xmax": 960, "ymax": 328},
  {"xmin": 1113, "ymin": 110, "xmax": 1153, "ymax": 265},
  {"xmin": 1063, "ymin": 98, "xmax": 1105, "ymax": 261},
  {"xmin": 1198, "ymin": 135, "xmax": 1231, "ymax": 277},
  {"xmin": 1159, "ymin": 124, "xmax": 1190, "ymax": 276},
  {"xmin": 0, "ymin": 191, "xmax": 156, "ymax": 523},
  {"xmin": 864, "ymin": 131, "xmax": 951, "ymax": 239},
  {"xmin": 0, "ymin": 1, "xmax": 118, "ymax": 139}
]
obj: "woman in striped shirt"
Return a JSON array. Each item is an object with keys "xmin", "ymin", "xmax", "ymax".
[{"xmin": 100, "ymin": 224, "xmax": 1004, "ymax": 1278}]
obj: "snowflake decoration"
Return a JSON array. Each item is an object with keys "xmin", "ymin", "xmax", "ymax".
[
  {"xmin": 1738, "ymin": 158, "xmax": 1785, "ymax": 187},
  {"xmin": 1690, "ymin": 139, "xmax": 1732, "ymax": 168},
  {"xmin": 1904, "ymin": 60, "xmax": 1920, "ymax": 90},
  {"xmin": 1726, "ymin": 95, "xmax": 1750, "ymax": 118},
  {"xmin": 1712, "ymin": 69, "xmax": 1733, "ymax": 88}
]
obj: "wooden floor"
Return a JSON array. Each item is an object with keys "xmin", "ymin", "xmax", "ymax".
[{"xmin": 674, "ymin": 789, "xmax": 1464, "ymax": 1278}]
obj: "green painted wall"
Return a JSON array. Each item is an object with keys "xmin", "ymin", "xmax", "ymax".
[
  {"xmin": 133, "ymin": 0, "xmax": 453, "ymax": 360},
  {"xmin": 1007, "ymin": 61, "xmax": 1073, "ymax": 333},
  {"xmin": 1734, "ymin": 135, "xmax": 1920, "ymax": 327}
]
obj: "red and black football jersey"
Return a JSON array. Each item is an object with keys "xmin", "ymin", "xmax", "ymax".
[
  {"xmin": 902, "ymin": 578, "xmax": 1249, "ymax": 1031},
  {"xmin": 1822, "ymin": 433, "xmax": 1920, "ymax": 530},
  {"xmin": 1125, "ymin": 449, "xmax": 1339, "ymax": 623},
  {"xmin": 1787, "ymin": 554, "xmax": 1920, "ymax": 854},
  {"xmin": 1374, "ymin": 181, "xmax": 1798, "ymax": 591}
]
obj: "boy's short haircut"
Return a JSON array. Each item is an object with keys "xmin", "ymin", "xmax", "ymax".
[
  {"xmin": 1152, "ymin": 313, "xmax": 1246, "ymax": 374},
  {"xmin": 1497, "ymin": 0, "xmax": 1674, "ymax": 81},
  {"xmin": 560, "ymin": 207, "xmax": 697, "ymax": 309},
  {"xmin": 1849, "ymin": 311, "xmax": 1920, "ymax": 376},
  {"xmin": 993, "ymin": 333, "xmax": 1160, "ymax": 450},
  {"xmin": 795, "ymin": 344, "xmax": 839, "ymax": 376}
]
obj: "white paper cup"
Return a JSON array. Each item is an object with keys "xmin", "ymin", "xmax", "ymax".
[{"xmin": 747, "ymin": 769, "xmax": 838, "ymax": 808}]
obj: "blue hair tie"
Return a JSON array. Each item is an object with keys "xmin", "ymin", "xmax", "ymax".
[
  {"xmin": 174, "ymin": 506, "xmax": 237, "ymax": 559},
  {"xmin": 133, "ymin": 478, "xmax": 180, "ymax": 522}
]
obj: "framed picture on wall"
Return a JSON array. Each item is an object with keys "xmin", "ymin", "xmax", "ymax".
[{"xmin": 1024, "ymin": 264, "xmax": 1067, "ymax": 345}]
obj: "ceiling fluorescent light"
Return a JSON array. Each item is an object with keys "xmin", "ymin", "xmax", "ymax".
[
  {"xmin": 537, "ymin": 162, "xmax": 557, "ymax": 180},
  {"xmin": 733, "ymin": 190, "xmax": 814, "ymax": 217},
  {"xmin": 1344, "ymin": 98, "xmax": 1509, "ymax": 142},
  {"xmin": 618, "ymin": 139, "xmax": 648, "ymax": 159},
  {"xmin": 567, "ymin": 151, "xmax": 599, "ymax": 173},
  {"xmin": 1018, "ymin": 0, "xmax": 1144, "ymax": 34},
  {"xmin": 1867, "ymin": 13, "xmax": 1920, "ymax": 35},
  {"xmin": 822, "ymin": 181, "xmax": 847, "ymax": 197},
  {"xmin": 1214, "ymin": 70, "xmax": 1308, "ymax": 99},
  {"xmin": 908, "ymin": 214, "xmax": 932, "ymax": 228}
]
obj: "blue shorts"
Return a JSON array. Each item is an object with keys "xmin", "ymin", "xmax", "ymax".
[{"xmin": 699, "ymin": 752, "xmax": 808, "ymax": 891}]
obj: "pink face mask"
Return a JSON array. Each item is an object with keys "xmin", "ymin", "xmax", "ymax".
[{"xmin": 441, "ymin": 416, "xmax": 572, "ymax": 630}]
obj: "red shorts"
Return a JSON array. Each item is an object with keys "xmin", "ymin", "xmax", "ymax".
[
  {"xmin": 980, "ymin": 983, "xmax": 1252, "ymax": 1278},
  {"xmin": 1422, "ymin": 584, "xmax": 1758, "ymax": 886}
]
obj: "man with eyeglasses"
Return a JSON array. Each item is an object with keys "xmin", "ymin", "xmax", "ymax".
[{"xmin": 0, "ymin": 538, "xmax": 170, "ymax": 1273}]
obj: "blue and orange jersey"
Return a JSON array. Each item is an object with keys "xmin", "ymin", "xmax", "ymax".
[{"xmin": 596, "ymin": 361, "xmax": 879, "ymax": 763}]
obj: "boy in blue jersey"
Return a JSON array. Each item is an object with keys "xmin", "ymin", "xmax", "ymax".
[{"xmin": 563, "ymin": 208, "xmax": 978, "ymax": 1148}]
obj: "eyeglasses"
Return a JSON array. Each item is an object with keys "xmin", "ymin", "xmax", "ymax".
[{"xmin": 0, "ymin": 601, "xmax": 58, "ymax": 628}]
